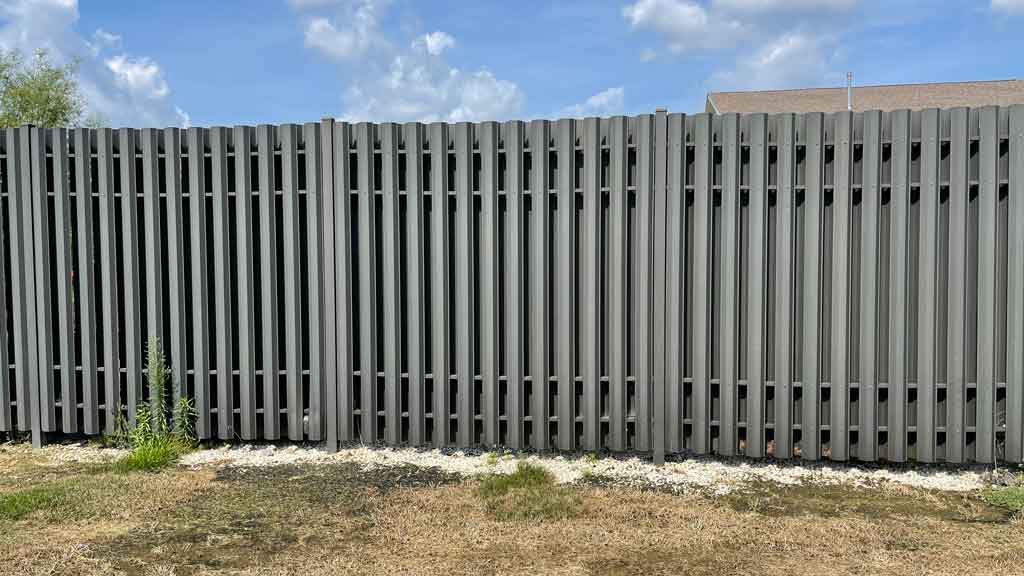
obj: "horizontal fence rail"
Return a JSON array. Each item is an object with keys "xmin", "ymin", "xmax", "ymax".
[{"xmin": 1, "ymin": 106, "xmax": 1023, "ymax": 465}]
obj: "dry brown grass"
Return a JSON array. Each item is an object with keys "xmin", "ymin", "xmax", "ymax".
[{"xmin": 0, "ymin": 444, "xmax": 1021, "ymax": 576}]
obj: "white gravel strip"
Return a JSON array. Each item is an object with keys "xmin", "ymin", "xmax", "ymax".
[
  {"xmin": 19, "ymin": 441, "xmax": 995, "ymax": 494},
  {"xmin": 177, "ymin": 443, "xmax": 992, "ymax": 494}
]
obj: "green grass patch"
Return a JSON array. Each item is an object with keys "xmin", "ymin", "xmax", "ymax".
[
  {"xmin": 478, "ymin": 462, "xmax": 580, "ymax": 521},
  {"xmin": 0, "ymin": 486, "xmax": 65, "ymax": 521},
  {"xmin": 982, "ymin": 486, "xmax": 1024, "ymax": 513},
  {"xmin": 113, "ymin": 438, "xmax": 190, "ymax": 473}
]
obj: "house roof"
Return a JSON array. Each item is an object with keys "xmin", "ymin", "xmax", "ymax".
[{"xmin": 705, "ymin": 79, "xmax": 1024, "ymax": 114}]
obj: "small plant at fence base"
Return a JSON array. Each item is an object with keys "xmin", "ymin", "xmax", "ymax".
[{"xmin": 111, "ymin": 335, "xmax": 196, "ymax": 473}]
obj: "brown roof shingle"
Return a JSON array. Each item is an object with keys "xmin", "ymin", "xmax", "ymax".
[{"xmin": 706, "ymin": 80, "xmax": 1024, "ymax": 114}]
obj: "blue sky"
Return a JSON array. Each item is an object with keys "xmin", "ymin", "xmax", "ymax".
[{"xmin": 1, "ymin": 0, "xmax": 1023, "ymax": 127}]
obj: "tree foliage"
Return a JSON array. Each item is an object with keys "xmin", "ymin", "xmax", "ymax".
[{"xmin": 0, "ymin": 49, "xmax": 85, "ymax": 128}]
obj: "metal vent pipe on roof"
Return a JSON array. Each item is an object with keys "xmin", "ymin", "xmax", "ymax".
[{"xmin": 847, "ymin": 72, "xmax": 853, "ymax": 111}]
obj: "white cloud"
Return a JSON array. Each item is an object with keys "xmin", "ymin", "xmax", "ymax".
[
  {"xmin": 709, "ymin": 32, "xmax": 833, "ymax": 90},
  {"xmin": 560, "ymin": 86, "xmax": 625, "ymax": 118},
  {"xmin": 92, "ymin": 28, "xmax": 120, "ymax": 47},
  {"xmin": 992, "ymin": 0, "xmax": 1024, "ymax": 13},
  {"xmin": 85, "ymin": 27, "xmax": 120, "ymax": 55},
  {"xmin": 640, "ymin": 48, "xmax": 657, "ymax": 62},
  {"xmin": 0, "ymin": 0, "xmax": 184, "ymax": 126},
  {"xmin": 623, "ymin": 0, "xmax": 856, "ymax": 93},
  {"xmin": 305, "ymin": 17, "xmax": 369, "ymax": 60},
  {"xmin": 342, "ymin": 55, "xmax": 522, "ymax": 122},
  {"xmin": 302, "ymin": 0, "xmax": 386, "ymax": 60},
  {"xmin": 175, "ymin": 106, "xmax": 191, "ymax": 128},
  {"xmin": 106, "ymin": 54, "xmax": 169, "ymax": 99},
  {"xmin": 622, "ymin": 0, "xmax": 744, "ymax": 54},
  {"xmin": 412, "ymin": 31, "xmax": 455, "ymax": 56},
  {"xmin": 622, "ymin": 0, "xmax": 857, "ymax": 56},
  {"xmin": 294, "ymin": 0, "xmax": 522, "ymax": 121}
]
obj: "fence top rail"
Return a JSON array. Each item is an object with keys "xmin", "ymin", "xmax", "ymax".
[{"xmin": 10, "ymin": 104, "xmax": 1020, "ymax": 155}]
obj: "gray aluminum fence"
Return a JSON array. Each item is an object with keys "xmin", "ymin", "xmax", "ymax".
[{"xmin": 1, "ymin": 107, "xmax": 1023, "ymax": 465}]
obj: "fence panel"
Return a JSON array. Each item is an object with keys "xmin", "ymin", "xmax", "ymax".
[{"xmin": 3, "ymin": 108, "xmax": 1021, "ymax": 464}]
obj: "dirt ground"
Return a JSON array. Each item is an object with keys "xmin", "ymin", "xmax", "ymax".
[{"xmin": 1, "ymin": 443, "xmax": 1022, "ymax": 576}]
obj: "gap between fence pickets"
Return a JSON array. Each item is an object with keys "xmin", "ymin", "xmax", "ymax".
[{"xmin": 2, "ymin": 106, "xmax": 1023, "ymax": 468}]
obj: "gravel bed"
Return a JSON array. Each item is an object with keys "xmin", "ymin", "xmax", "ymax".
[
  {"xmin": 13, "ymin": 441, "xmax": 1000, "ymax": 494},
  {"xmin": 180, "ymin": 443, "xmax": 995, "ymax": 494}
]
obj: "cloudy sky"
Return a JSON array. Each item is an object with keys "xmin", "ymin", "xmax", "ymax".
[{"xmin": 1, "ymin": 0, "xmax": 1022, "ymax": 127}]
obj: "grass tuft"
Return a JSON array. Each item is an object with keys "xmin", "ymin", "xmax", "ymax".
[
  {"xmin": 982, "ymin": 486, "xmax": 1024, "ymax": 513},
  {"xmin": 478, "ymin": 462, "xmax": 580, "ymax": 521},
  {"xmin": 0, "ymin": 486, "xmax": 64, "ymax": 521},
  {"xmin": 113, "ymin": 438, "xmax": 189, "ymax": 474}
]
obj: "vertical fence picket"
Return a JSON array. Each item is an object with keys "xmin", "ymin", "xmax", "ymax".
[
  {"xmin": 977, "ymin": 107, "xmax": 998, "ymax": 463},
  {"xmin": 652, "ymin": 110, "xmax": 668, "ymax": 464},
  {"xmin": 1008, "ymin": 105, "xmax": 1024, "ymax": 462},
  {"xmin": 0, "ymin": 132, "xmax": 9, "ymax": 432},
  {"xmin": 692, "ymin": 114, "xmax": 712, "ymax": 455},
  {"xmin": 801, "ymin": 113, "xmax": 824, "ymax": 460},
  {"xmin": 7, "ymin": 129, "xmax": 36, "ymax": 436},
  {"xmin": 831, "ymin": 112, "xmax": 852, "ymax": 460},
  {"xmin": 189, "ymin": 127, "xmax": 212, "ymax": 439},
  {"xmin": 234, "ymin": 126, "xmax": 257, "ymax": 440},
  {"xmin": 0, "ymin": 132, "xmax": 7, "ymax": 428},
  {"xmin": 381, "ymin": 123, "xmax": 401, "ymax": 445},
  {"xmin": 333, "ymin": 121, "xmax": 354, "ymax": 444},
  {"xmin": 720, "ymin": 114, "xmax": 740, "ymax": 456},
  {"xmin": 357, "ymin": 122, "xmax": 378, "ymax": 443},
  {"xmin": 582, "ymin": 117, "xmax": 602, "ymax": 452},
  {"xmin": 664, "ymin": 114, "xmax": 684, "ymax": 454},
  {"xmin": 555, "ymin": 118, "xmax": 576, "ymax": 450},
  {"xmin": 280, "ymin": 125, "xmax": 302, "ymax": 441},
  {"xmin": 774, "ymin": 114, "xmax": 795, "ymax": 459},
  {"xmin": 306, "ymin": 122, "xmax": 324, "ymax": 441},
  {"xmin": 165, "ymin": 128, "xmax": 188, "ymax": 424},
  {"xmin": 454, "ymin": 122, "xmax": 474, "ymax": 448},
  {"xmin": 405, "ymin": 122, "xmax": 425, "ymax": 447},
  {"xmin": 141, "ymin": 128, "xmax": 163, "ymax": 416},
  {"xmin": 141, "ymin": 126, "xmax": 162, "ymax": 412},
  {"xmin": 859, "ymin": 111, "xmax": 882, "ymax": 461},
  {"xmin": 747, "ymin": 114, "xmax": 768, "ymax": 458},
  {"xmin": 530, "ymin": 119, "xmax": 550, "ymax": 451},
  {"xmin": 75, "ymin": 128, "xmax": 99, "ymax": 434},
  {"xmin": 96, "ymin": 129, "xmax": 120, "ymax": 435},
  {"xmin": 504, "ymin": 121, "xmax": 524, "ymax": 450},
  {"xmin": 257, "ymin": 125, "xmax": 279, "ymax": 439},
  {"xmin": 29, "ymin": 127, "xmax": 54, "ymax": 439},
  {"xmin": 119, "ymin": 128, "xmax": 142, "ymax": 425},
  {"xmin": 479, "ymin": 121, "xmax": 500, "ymax": 447},
  {"xmin": 608, "ymin": 116, "xmax": 628, "ymax": 451},
  {"xmin": 53, "ymin": 129, "xmax": 77, "ymax": 433},
  {"xmin": 946, "ymin": 108, "xmax": 969, "ymax": 463},
  {"xmin": 320, "ymin": 119, "xmax": 338, "ymax": 449},
  {"xmin": 429, "ymin": 122, "xmax": 449, "ymax": 447},
  {"xmin": 211, "ymin": 127, "xmax": 234, "ymax": 439},
  {"xmin": 635, "ymin": 115, "xmax": 653, "ymax": 452},
  {"xmin": 918, "ymin": 109, "xmax": 940, "ymax": 462},
  {"xmin": 890, "ymin": 111, "xmax": 911, "ymax": 462}
]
